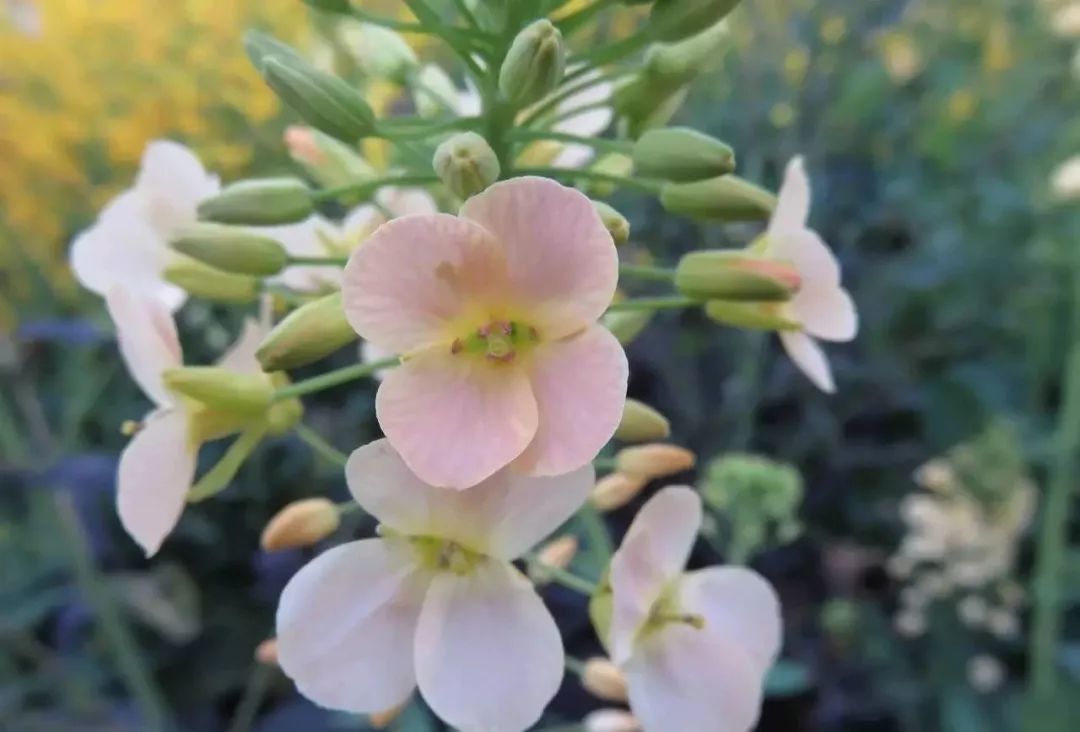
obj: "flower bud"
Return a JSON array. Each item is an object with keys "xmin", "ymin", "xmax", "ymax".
[
  {"xmin": 529, "ymin": 535, "xmax": 579, "ymax": 583},
  {"xmin": 433, "ymin": 132, "xmax": 500, "ymax": 200},
  {"xmin": 340, "ymin": 21, "xmax": 419, "ymax": 84},
  {"xmin": 593, "ymin": 201, "xmax": 630, "ymax": 245},
  {"xmin": 170, "ymin": 224, "xmax": 288, "ymax": 277},
  {"xmin": 255, "ymin": 638, "xmax": 278, "ymax": 665},
  {"xmin": 703, "ymin": 300, "xmax": 799, "ymax": 331},
  {"xmin": 602, "ymin": 308, "xmax": 653, "ymax": 345},
  {"xmin": 675, "ymin": 250, "xmax": 799, "ymax": 302},
  {"xmin": 260, "ymin": 498, "xmax": 341, "ymax": 551},
  {"xmin": 660, "ymin": 175, "xmax": 776, "ymax": 221},
  {"xmin": 499, "ymin": 20, "xmax": 566, "ymax": 106},
  {"xmin": 260, "ymin": 55, "xmax": 376, "ymax": 143},
  {"xmin": 582, "ymin": 658, "xmax": 629, "ymax": 703},
  {"xmin": 615, "ymin": 399, "xmax": 671, "ymax": 442},
  {"xmin": 614, "ymin": 75, "xmax": 689, "ymax": 139},
  {"xmin": 245, "ymin": 29, "xmax": 307, "ymax": 70},
  {"xmin": 651, "ymin": 0, "xmax": 742, "ymax": 42},
  {"xmin": 256, "ymin": 292, "xmax": 358, "ymax": 372},
  {"xmin": 198, "ymin": 178, "xmax": 314, "ymax": 226},
  {"xmin": 302, "ymin": 0, "xmax": 351, "ymax": 13},
  {"xmin": 162, "ymin": 367, "xmax": 273, "ymax": 415},
  {"xmin": 633, "ymin": 127, "xmax": 735, "ymax": 182},
  {"xmin": 591, "ymin": 472, "xmax": 648, "ymax": 512},
  {"xmin": 584, "ymin": 709, "xmax": 640, "ymax": 732},
  {"xmin": 285, "ymin": 126, "xmax": 376, "ymax": 193},
  {"xmin": 644, "ymin": 19, "xmax": 730, "ymax": 83},
  {"xmin": 267, "ymin": 379, "xmax": 305, "ymax": 437},
  {"xmin": 163, "ymin": 259, "xmax": 260, "ymax": 303},
  {"xmin": 369, "ymin": 701, "xmax": 407, "ymax": 729},
  {"xmin": 616, "ymin": 444, "xmax": 696, "ymax": 480}
]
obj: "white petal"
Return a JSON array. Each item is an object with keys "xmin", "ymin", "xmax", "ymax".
[
  {"xmin": 609, "ymin": 487, "xmax": 702, "ymax": 663},
  {"xmin": 769, "ymin": 229, "xmax": 840, "ymax": 288},
  {"xmin": 360, "ymin": 340, "xmax": 393, "ymax": 382},
  {"xmin": 345, "ymin": 438, "xmax": 593, "ymax": 560},
  {"xmin": 135, "ymin": 140, "xmax": 219, "ymax": 236},
  {"xmin": 779, "ymin": 330, "xmax": 835, "ymax": 393},
  {"xmin": 554, "ymin": 75, "xmax": 614, "ymax": 138},
  {"xmin": 768, "ymin": 156, "xmax": 810, "ymax": 237},
  {"xmin": 551, "ymin": 143, "xmax": 597, "ymax": 170},
  {"xmin": 376, "ymin": 187, "xmax": 439, "ymax": 217},
  {"xmin": 105, "ymin": 287, "xmax": 183, "ymax": 406},
  {"xmin": 680, "ymin": 567, "xmax": 782, "ymax": 674},
  {"xmin": 790, "ymin": 285, "xmax": 857, "ymax": 342},
  {"xmin": 276, "ymin": 539, "xmax": 427, "ymax": 714},
  {"xmin": 116, "ymin": 409, "xmax": 197, "ymax": 556},
  {"xmin": 414, "ymin": 560, "xmax": 563, "ymax": 732},
  {"xmin": 264, "ymin": 217, "xmax": 343, "ymax": 292},
  {"xmin": 216, "ymin": 317, "xmax": 270, "ymax": 373}
]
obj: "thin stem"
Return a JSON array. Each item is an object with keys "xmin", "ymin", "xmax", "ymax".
[
  {"xmin": 619, "ymin": 264, "xmax": 676, "ymax": 282},
  {"xmin": 313, "ymin": 174, "xmax": 440, "ymax": 203},
  {"xmin": 511, "ymin": 167, "xmax": 663, "ymax": 195},
  {"xmin": 375, "ymin": 116, "xmax": 479, "ymax": 140},
  {"xmin": 401, "ymin": 0, "xmax": 488, "ymax": 77},
  {"xmin": 347, "ymin": 6, "xmax": 495, "ymax": 46},
  {"xmin": 506, "ymin": 129, "xmax": 630, "ymax": 155},
  {"xmin": 556, "ymin": 0, "xmax": 622, "ymax": 36},
  {"xmin": 526, "ymin": 553, "xmax": 599, "ymax": 595},
  {"xmin": 606, "ymin": 296, "xmax": 699, "ymax": 312},
  {"xmin": 272, "ymin": 357, "xmax": 400, "ymax": 402},
  {"xmin": 592, "ymin": 456, "xmax": 617, "ymax": 471},
  {"xmin": 226, "ymin": 663, "xmax": 274, "ymax": 732},
  {"xmin": 287, "ymin": 255, "xmax": 348, "ymax": 267},
  {"xmin": 521, "ymin": 67, "xmax": 628, "ymax": 127},
  {"xmin": 451, "ymin": 0, "xmax": 480, "ymax": 29},
  {"xmin": 294, "ymin": 423, "xmax": 349, "ymax": 467}
]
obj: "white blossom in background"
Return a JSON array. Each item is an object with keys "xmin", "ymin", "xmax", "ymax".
[
  {"xmin": 548, "ymin": 70, "xmax": 614, "ymax": 169},
  {"xmin": 1050, "ymin": 155, "xmax": 1080, "ymax": 200},
  {"xmin": 1050, "ymin": 2, "xmax": 1080, "ymax": 38},
  {"xmin": 967, "ymin": 654, "xmax": 1005, "ymax": 693}
]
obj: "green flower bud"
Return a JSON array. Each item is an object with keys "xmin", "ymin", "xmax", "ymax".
[
  {"xmin": 412, "ymin": 64, "xmax": 461, "ymax": 118},
  {"xmin": 602, "ymin": 308, "xmax": 653, "ymax": 344},
  {"xmin": 651, "ymin": 0, "xmax": 742, "ymax": 42},
  {"xmin": 267, "ymin": 374, "xmax": 305, "ymax": 436},
  {"xmin": 256, "ymin": 292, "xmax": 358, "ymax": 372},
  {"xmin": 615, "ymin": 399, "xmax": 671, "ymax": 442},
  {"xmin": 285, "ymin": 126, "xmax": 376, "ymax": 194},
  {"xmin": 589, "ymin": 573, "xmax": 614, "ymax": 652},
  {"xmin": 188, "ymin": 425, "xmax": 267, "ymax": 503},
  {"xmin": 614, "ymin": 75, "xmax": 690, "ymax": 139},
  {"xmin": 163, "ymin": 367, "xmax": 273, "ymax": 415},
  {"xmin": 593, "ymin": 201, "xmax": 630, "ymax": 245},
  {"xmin": 499, "ymin": 20, "xmax": 566, "ymax": 106},
  {"xmin": 163, "ymin": 259, "xmax": 260, "ymax": 304},
  {"xmin": 660, "ymin": 175, "xmax": 776, "ymax": 221},
  {"xmin": 633, "ymin": 127, "xmax": 735, "ymax": 182},
  {"xmin": 244, "ymin": 30, "xmax": 307, "ymax": 70},
  {"xmin": 260, "ymin": 55, "xmax": 376, "ymax": 143},
  {"xmin": 340, "ymin": 21, "xmax": 419, "ymax": 85},
  {"xmin": 170, "ymin": 224, "xmax": 288, "ymax": 277},
  {"xmin": 704, "ymin": 300, "xmax": 799, "ymax": 331},
  {"xmin": 302, "ymin": 0, "xmax": 351, "ymax": 13},
  {"xmin": 198, "ymin": 178, "xmax": 314, "ymax": 226},
  {"xmin": 675, "ymin": 250, "xmax": 799, "ymax": 302},
  {"xmin": 433, "ymin": 132, "xmax": 500, "ymax": 200},
  {"xmin": 644, "ymin": 18, "xmax": 730, "ymax": 83}
]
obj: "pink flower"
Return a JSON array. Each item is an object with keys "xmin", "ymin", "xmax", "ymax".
[
  {"xmin": 607, "ymin": 487, "xmax": 782, "ymax": 732},
  {"xmin": 276, "ymin": 438, "xmax": 593, "ymax": 731},
  {"xmin": 342, "ymin": 176, "xmax": 627, "ymax": 489}
]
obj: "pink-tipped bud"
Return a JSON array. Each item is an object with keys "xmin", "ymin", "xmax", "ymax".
[
  {"xmin": 584, "ymin": 709, "xmax": 641, "ymax": 732},
  {"xmin": 591, "ymin": 473, "xmax": 648, "ymax": 512},
  {"xmin": 582, "ymin": 658, "xmax": 629, "ymax": 702},
  {"xmin": 254, "ymin": 638, "xmax": 278, "ymax": 665},
  {"xmin": 615, "ymin": 444, "xmax": 697, "ymax": 481},
  {"xmin": 284, "ymin": 125, "xmax": 323, "ymax": 166},
  {"xmin": 260, "ymin": 498, "xmax": 341, "ymax": 551},
  {"xmin": 676, "ymin": 250, "xmax": 800, "ymax": 302},
  {"xmin": 531, "ymin": 535, "xmax": 579, "ymax": 581}
]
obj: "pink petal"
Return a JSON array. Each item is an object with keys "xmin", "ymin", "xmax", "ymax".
[
  {"xmin": 414, "ymin": 560, "xmax": 563, "ymax": 732},
  {"xmin": 216, "ymin": 317, "xmax": 270, "ymax": 374},
  {"xmin": 276, "ymin": 539, "xmax": 427, "ymax": 714},
  {"xmin": 342, "ymin": 213, "xmax": 508, "ymax": 354},
  {"xmin": 106, "ymin": 287, "xmax": 183, "ymax": 407},
  {"xmin": 791, "ymin": 284, "xmax": 857, "ymax": 342},
  {"xmin": 375, "ymin": 350, "xmax": 538, "ymax": 489},
  {"xmin": 609, "ymin": 487, "xmax": 702, "ymax": 663},
  {"xmin": 768, "ymin": 156, "xmax": 810, "ymax": 237},
  {"xmin": 461, "ymin": 177, "xmax": 618, "ymax": 337},
  {"xmin": 779, "ymin": 330, "xmax": 835, "ymax": 393},
  {"xmin": 514, "ymin": 325, "xmax": 628, "ymax": 476},
  {"xmin": 116, "ymin": 409, "xmax": 197, "ymax": 556}
]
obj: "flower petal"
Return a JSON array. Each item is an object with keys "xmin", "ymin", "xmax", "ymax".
[
  {"xmin": 460, "ymin": 177, "xmax": 618, "ymax": 337},
  {"xmin": 105, "ymin": 287, "xmax": 183, "ymax": 406},
  {"xmin": 680, "ymin": 567, "xmax": 783, "ymax": 674},
  {"xmin": 116, "ymin": 409, "xmax": 197, "ymax": 556},
  {"xmin": 414, "ymin": 560, "xmax": 563, "ymax": 732},
  {"xmin": 217, "ymin": 317, "xmax": 270, "ymax": 374},
  {"xmin": 514, "ymin": 325, "xmax": 628, "ymax": 477},
  {"xmin": 376, "ymin": 350, "xmax": 538, "ymax": 489},
  {"xmin": 768, "ymin": 156, "xmax": 810, "ymax": 237},
  {"xmin": 769, "ymin": 229, "xmax": 840, "ymax": 288},
  {"xmin": 779, "ymin": 330, "xmax": 835, "ymax": 393},
  {"xmin": 609, "ymin": 487, "xmax": 702, "ymax": 664},
  {"xmin": 552, "ymin": 75, "xmax": 613, "ymax": 169},
  {"xmin": 791, "ymin": 284, "xmax": 857, "ymax": 342},
  {"xmin": 134, "ymin": 140, "xmax": 219, "ymax": 236},
  {"xmin": 264, "ymin": 216, "xmax": 343, "ymax": 292},
  {"xmin": 346, "ymin": 438, "xmax": 593, "ymax": 559},
  {"xmin": 377, "ymin": 187, "xmax": 439, "ymax": 217},
  {"xmin": 342, "ymin": 214, "xmax": 508, "ymax": 353},
  {"xmin": 276, "ymin": 539, "xmax": 427, "ymax": 714}
]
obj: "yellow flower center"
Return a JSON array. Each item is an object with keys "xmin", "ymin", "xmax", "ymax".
[
  {"xmin": 639, "ymin": 583, "xmax": 706, "ymax": 640},
  {"xmin": 451, "ymin": 319, "xmax": 541, "ymax": 365},
  {"xmin": 409, "ymin": 535, "xmax": 485, "ymax": 575}
]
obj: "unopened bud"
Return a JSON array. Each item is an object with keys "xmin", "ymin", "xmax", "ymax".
[
  {"xmin": 530, "ymin": 535, "xmax": 579, "ymax": 583},
  {"xmin": 616, "ymin": 444, "xmax": 696, "ymax": 480},
  {"xmin": 256, "ymin": 292, "xmax": 358, "ymax": 371},
  {"xmin": 261, "ymin": 498, "xmax": 341, "ymax": 551},
  {"xmin": 340, "ymin": 22, "xmax": 419, "ymax": 84},
  {"xmin": 591, "ymin": 472, "xmax": 648, "ymax": 512},
  {"xmin": 584, "ymin": 709, "xmax": 641, "ymax": 732},
  {"xmin": 644, "ymin": 19, "xmax": 730, "ymax": 84},
  {"xmin": 704, "ymin": 300, "xmax": 799, "ymax": 331},
  {"xmin": 260, "ymin": 55, "xmax": 376, "ymax": 143},
  {"xmin": 615, "ymin": 399, "xmax": 671, "ymax": 442},
  {"xmin": 602, "ymin": 308, "xmax": 653, "ymax": 345},
  {"xmin": 582, "ymin": 658, "xmax": 629, "ymax": 702},
  {"xmin": 433, "ymin": 132, "xmax": 500, "ymax": 200},
  {"xmin": 675, "ymin": 250, "xmax": 799, "ymax": 302},
  {"xmin": 162, "ymin": 367, "xmax": 273, "ymax": 415},
  {"xmin": 593, "ymin": 201, "xmax": 630, "ymax": 245},
  {"xmin": 245, "ymin": 30, "xmax": 307, "ymax": 70},
  {"xmin": 255, "ymin": 638, "xmax": 278, "ymax": 665},
  {"xmin": 633, "ymin": 127, "xmax": 735, "ymax": 182},
  {"xmin": 499, "ymin": 20, "xmax": 566, "ymax": 105},
  {"xmin": 163, "ymin": 259, "xmax": 259, "ymax": 303},
  {"xmin": 660, "ymin": 175, "xmax": 776, "ymax": 221},
  {"xmin": 651, "ymin": 0, "xmax": 742, "ymax": 42},
  {"xmin": 198, "ymin": 178, "xmax": 314, "ymax": 226},
  {"xmin": 369, "ymin": 701, "xmax": 407, "ymax": 729},
  {"xmin": 170, "ymin": 224, "xmax": 287, "ymax": 276},
  {"xmin": 285, "ymin": 126, "xmax": 376, "ymax": 194}
]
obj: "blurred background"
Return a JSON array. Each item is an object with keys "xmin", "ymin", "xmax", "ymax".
[{"xmin": 3, "ymin": 0, "xmax": 1080, "ymax": 730}]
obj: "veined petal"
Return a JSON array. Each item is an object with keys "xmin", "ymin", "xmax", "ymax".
[
  {"xmin": 461, "ymin": 177, "xmax": 618, "ymax": 338},
  {"xmin": 105, "ymin": 287, "xmax": 183, "ymax": 407},
  {"xmin": 767, "ymin": 156, "xmax": 810, "ymax": 238},
  {"xmin": 217, "ymin": 317, "xmax": 270, "ymax": 374},
  {"xmin": 609, "ymin": 487, "xmax": 702, "ymax": 664},
  {"xmin": 515, "ymin": 325, "xmax": 628, "ymax": 477},
  {"xmin": 375, "ymin": 350, "xmax": 538, "ymax": 489},
  {"xmin": 779, "ymin": 330, "xmax": 835, "ymax": 393},
  {"xmin": 135, "ymin": 140, "xmax": 220, "ymax": 236},
  {"xmin": 116, "ymin": 409, "xmax": 197, "ymax": 556},
  {"xmin": 415, "ymin": 560, "xmax": 563, "ymax": 732},
  {"xmin": 791, "ymin": 285, "xmax": 857, "ymax": 342},
  {"xmin": 343, "ymin": 214, "xmax": 508, "ymax": 354},
  {"xmin": 276, "ymin": 539, "xmax": 427, "ymax": 714}
]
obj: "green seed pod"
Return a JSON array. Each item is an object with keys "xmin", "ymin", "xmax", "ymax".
[
  {"xmin": 198, "ymin": 178, "xmax": 314, "ymax": 226},
  {"xmin": 651, "ymin": 0, "xmax": 742, "ymax": 42},
  {"xmin": 170, "ymin": 224, "xmax": 288, "ymax": 277},
  {"xmin": 163, "ymin": 259, "xmax": 260, "ymax": 304},
  {"xmin": 675, "ymin": 250, "xmax": 799, "ymax": 302},
  {"xmin": 163, "ymin": 367, "xmax": 273, "ymax": 415},
  {"xmin": 704, "ymin": 300, "xmax": 800, "ymax": 332},
  {"xmin": 660, "ymin": 175, "xmax": 776, "ymax": 221},
  {"xmin": 593, "ymin": 201, "xmax": 630, "ymax": 245},
  {"xmin": 433, "ymin": 132, "xmax": 500, "ymax": 200},
  {"xmin": 499, "ymin": 20, "xmax": 566, "ymax": 106},
  {"xmin": 261, "ymin": 56, "xmax": 376, "ymax": 143},
  {"xmin": 256, "ymin": 292, "xmax": 358, "ymax": 372},
  {"xmin": 633, "ymin": 127, "xmax": 735, "ymax": 182}
]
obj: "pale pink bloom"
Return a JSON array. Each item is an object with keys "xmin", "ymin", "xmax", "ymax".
[
  {"xmin": 342, "ymin": 176, "xmax": 627, "ymax": 489},
  {"xmin": 276, "ymin": 438, "xmax": 591, "ymax": 731},
  {"xmin": 107, "ymin": 287, "xmax": 267, "ymax": 556},
  {"xmin": 607, "ymin": 487, "xmax": 782, "ymax": 732},
  {"xmin": 71, "ymin": 141, "xmax": 220, "ymax": 312}
]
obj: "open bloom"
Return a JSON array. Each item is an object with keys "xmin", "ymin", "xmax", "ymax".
[
  {"xmin": 764, "ymin": 157, "xmax": 857, "ymax": 392},
  {"xmin": 343, "ymin": 176, "xmax": 627, "ymax": 489},
  {"xmin": 276, "ymin": 438, "xmax": 592, "ymax": 731},
  {"xmin": 607, "ymin": 487, "xmax": 782, "ymax": 732},
  {"xmin": 71, "ymin": 141, "xmax": 220, "ymax": 311}
]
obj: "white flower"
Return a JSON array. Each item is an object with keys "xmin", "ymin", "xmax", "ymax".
[
  {"xmin": 549, "ymin": 71, "xmax": 614, "ymax": 169},
  {"xmin": 606, "ymin": 487, "xmax": 781, "ymax": 732},
  {"xmin": 967, "ymin": 654, "xmax": 1005, "ymax": 693},
  {"xmin": 275, "ymin": 438, "xmax": 592, "ymax": 732},
  {"xmin": 263, "ymin": 216, "xmax": 344, "ymax": 293},
  {"xmin": 1051, "ymin": 155, "xmax": 1080, "ymax": 201},
  {"xmin": 1051, "ymin": 3, "xmax": 1080, "ymax": 38},
  {"xmin": 71, "ymin": 141, "xmax": 220, "ymax": 311},
  {"xmin": 765, "ymin": 157, "xmax": 858, "ymax": 393}
]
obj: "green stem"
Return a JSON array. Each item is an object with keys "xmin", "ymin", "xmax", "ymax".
[
  {"xmin": 606, "ymin": 296, "xmax": 699, "ymax": 312},
  {"xmin": 526, "ymin": 553, "xmax": 599, "ymax": 595},
  {"xmin": 286, "ymin": 255, "xmax": 348, "ymax": 267},
  {"xmin": 294, "ymin": 423, "xmax": 349, "ymax": 467},
  {"xmin": 401, "ymin": 0, "xmax": 489, "ymax": 77},
  {"xmin": 520, "ymin": 67, "xmax": 628, "ymax": 127},
  {"xmin": 556, "ymin": 0, "xmax": 622, "ymax": 36},
  {"xmin": 375, "ymin": 116, "xmax": 479, "ymax": 140},
  {"xmin": 312, "ymin": 174, "xmax": 440, "ymax": 203},
  {"xmin": 272, "ymin": 357, "xmax": 400, "ymax": 402},
  {"xmin": 619, "ymin": 264, "xmax": 676, "ymax": 282},
  {"xmin": 506, "ymin": 129, "xmax": 630, "ymax": 155},
  {"xmin": 226, "ymin": 663, "xmax": 274, "ymax": 732},
  {"xmin": 347, "ymin": 6, "xmax": 495, "ymax": 47},
  {"xmin": 511, "ymin": 167, "xmax": 662, "ymax": 194}
]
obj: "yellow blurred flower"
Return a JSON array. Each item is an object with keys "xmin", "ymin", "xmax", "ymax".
[
  {"xmin": 769, "ymin": 101, "xmax": 796, "ymax": 128},
  {"xmin": 878, "ymin": 31, "xmax": 922, "ymax": 84},
  {"xmin": 946, "ymin": 88, "xmax": 979, "ymax": 123},
  {"xmin": 783, "ymin": 48, "xmax": 810, "ymax": 87},
  {"xmin": 820, "ymin": 16, "xmax": 847, "ymax": 45}
]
